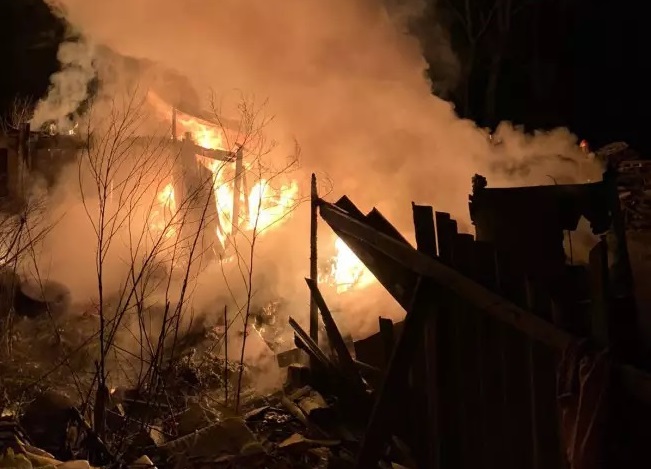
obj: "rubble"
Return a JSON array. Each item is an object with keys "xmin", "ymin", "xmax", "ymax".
[{"xmin": 0, "ymin": 297, "xmax": 389, "ymax": 469}]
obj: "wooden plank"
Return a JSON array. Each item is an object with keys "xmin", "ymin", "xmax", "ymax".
[
  {"xmin": 412, "ymin": 203, "xmax": 438, "ymax": 257},
  {"xmin": 355, "ymin": 277, "xmax": 431, "ymax": 469},
  {"xmin": 289, "ymin": 317, "xmax": 334, "ymax": 371},
  {"xmin": 334, "ymin": 195, "xmax": 367, "ymax": 220},
  {"xmin": 525, "ymin": 281, "xmax": 563, "ymax": 469},
  {"xmin": 412, "ymin": 203, "xmax": 439, "ymax": 469},
  {"xmin": 452, "ymin": 234, "xmax": 483, "ymax": 469},
  {"xmin": 472, "ymin": 241, "xmax": 506, "ymax": 469},
  {"xmin": 434, "ymin": 212, "xmax": 455, "ymax": 265},
  {"xmin": 305, "ymin": 278, "xmax": 366, "ymax": 395},
  {"xmin": 495, "ymin": 252, "xmax": 533, "ymax": 469},
  {"xmin": 425, "ymin": 216, "xmax": 459, "ymax": 468},
  {"xmin": 367, "ymin": 207, "xmax": 411, "ymax": 243}
]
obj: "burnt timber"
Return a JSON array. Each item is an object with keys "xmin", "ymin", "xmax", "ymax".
[{"xmin": 313, "ymin": 171, "xmax": 651, "ymax": 469}]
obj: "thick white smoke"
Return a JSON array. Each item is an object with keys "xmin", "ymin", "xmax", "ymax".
[
  {"xmin": 31, "ymin": 37, "xmax": 96, "ymax": 131},
  {"xmin": 32, "ymin": 0, "xmax": 603, "ymax": 347}
]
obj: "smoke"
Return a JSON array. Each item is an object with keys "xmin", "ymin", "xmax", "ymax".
[
  {"xmin": 31, "ymin": 37, "xmax": 96, "ymax": 131},
  {"xmin": 33, "ymin": 0, "xmax": 603, "ymax": 353}
]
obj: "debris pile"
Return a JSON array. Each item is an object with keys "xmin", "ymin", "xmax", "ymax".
[{"xmin": 0, "ymin": 277, "xmax": 412, "ymax": 469}]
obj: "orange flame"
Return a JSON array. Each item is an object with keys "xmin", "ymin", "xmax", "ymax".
[
  {"xmin": 178, "ymin": 115, "xmax": 225, "ymax": 150},
  {"xmin": 148, "ymin": 92, "xmax": 375, "ymax": 292},
  {"xmin": 248, "ymin": 179, "xmax": 300, "ymax": 231},
  {"xmin": 195, "ymin": 155, "xmax": 300, "ymax": 248},
  {"xmin": 150, "ymin": 182, "xmax": 178, "ymax": 239},
  {"xmin": 329, "ymin": 237, "xmax": 376, "ymax": 293}
]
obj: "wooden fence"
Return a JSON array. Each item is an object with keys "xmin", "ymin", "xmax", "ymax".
[{"xmin": 317, "ymin": 195, "xmax": 651, "ymax": 469}]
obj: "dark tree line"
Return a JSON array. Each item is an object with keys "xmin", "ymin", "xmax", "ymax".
[
  {"xmin": 414, "ymin": 0, "xmax": 583, "ymax": 128},
  {"xmin": 412, "ymin": 0, "xmax": 649, "ymax": 153}
]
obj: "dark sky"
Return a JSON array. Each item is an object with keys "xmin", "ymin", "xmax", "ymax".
[{"xmin": 0, "ymin": 0, "xmax": 649, "ymax": 154}]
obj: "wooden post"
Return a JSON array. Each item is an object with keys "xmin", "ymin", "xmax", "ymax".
[
  {"xmin": 309, "ymin": 174, "xmax": 319, "ymax": 348},
  {"xmin": 232, "ymin": 147, "xmax": 244, "ymax": 234}
]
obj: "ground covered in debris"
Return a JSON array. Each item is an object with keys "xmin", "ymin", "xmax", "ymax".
[{"xmin": 0, "ymin": 309, "xmax": 393, "ymax": 469}]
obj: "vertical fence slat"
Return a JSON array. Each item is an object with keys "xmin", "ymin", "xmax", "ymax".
[
  {"xmin": 433, "ymin": 212, "xmax": 462, "ymax": 467},
  {"xmin": 525, "ymin": 280, "xmax": 564, "ymax": 469},
  {"xmin": 452, "ymin": 233, "xmax": 484, "ymax": 469},
  {"xmin": 474, "ymin": 241, "xmax": 507, "ymax": 469},
  {"xmin": 412, "ymin": 203, "xmax": 438, "ymax": 258},
  {"xmin": 412, "ymin": 204, "xmax": 439, "ymax": 469},
  {"xmin": 495, "ymin": 250, "xmax": 534, "ymax": 469}
]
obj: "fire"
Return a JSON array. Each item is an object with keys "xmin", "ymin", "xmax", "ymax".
[
  {"xmin": 195, "ymin": 155, "xmax": 300, "ymax": 249},
  {"xmin": 148, "ymin": 92, "xmax": 370, "ymax": 290},
  {"xmin": 148, "ymin": 91, "xmax": 301, "ymax": 248},
  {"xmin": 146, "ymin": 91, "xmax": 228, "ymax": 149},
  {"xmin": 150, "ymin": 182, "xmax": 177, "ymax": 239},
  {"xmin": 248, "ymin": 179, "xmax": 300, "ymax": 231},
  {"xmin": 178, "ymin": 115, "xmax": 224, "ymax": 150},
  {"xmin": 330, "ymin": 237, "xmax": 376, "ymax": 293}
]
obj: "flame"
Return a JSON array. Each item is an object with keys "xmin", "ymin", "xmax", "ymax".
[
  {"xmin": 150, "ymin": 182, "xmax": 177, "ymax": 239},
  {"xmin": 147, "ymin": 92, "xmax": 300, "ymax": 257},
  {"xmin": 330, "ymin": 237, "xmax": 376, "ymax": 293},
  {"xmin": 197, "ymin": 156, "xmax": 236, "ymax": 247},
  {"xmin": 248, "ymin": 179, "xmax": 300, "ymax": 231},
  {"xmin": 147, "ymin": 91, "xmax": 229, "ymax": 150},
  {"xmin": 178, "ymin": 115, "xmax": 225, "ymax": 150},
  {"xmin": 195, "ymin": 155, "xmax": 300, "ymax": 249}
]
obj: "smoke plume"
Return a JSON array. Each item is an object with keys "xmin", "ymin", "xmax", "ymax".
[
  {"xmin": 33, "ymin": 0, "xmax": 603, "ymax": 346},
  {"xmin": 31, "ymin": 36, "xmax": 96, "ymax": 131}
]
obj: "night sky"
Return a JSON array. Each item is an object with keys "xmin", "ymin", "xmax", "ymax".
[{"xmin": 0, "ymin": 0, "xmax": 649, "ymax": 154}]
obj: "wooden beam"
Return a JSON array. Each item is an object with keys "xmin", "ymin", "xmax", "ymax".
[
  {"xmin": 194, "ymin": 146, "xmax": 235, "ymax": 162},
  {"xmin": 305, "ymin": 278, "xmax": 366, "ymax": 393},
  {"xmin": 412, "ymin": 203, "xmax": 438, "ymax": 258},
  {"xmin": 289, "ymin": 317, "xmax": 334, "ymax": 370}
]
